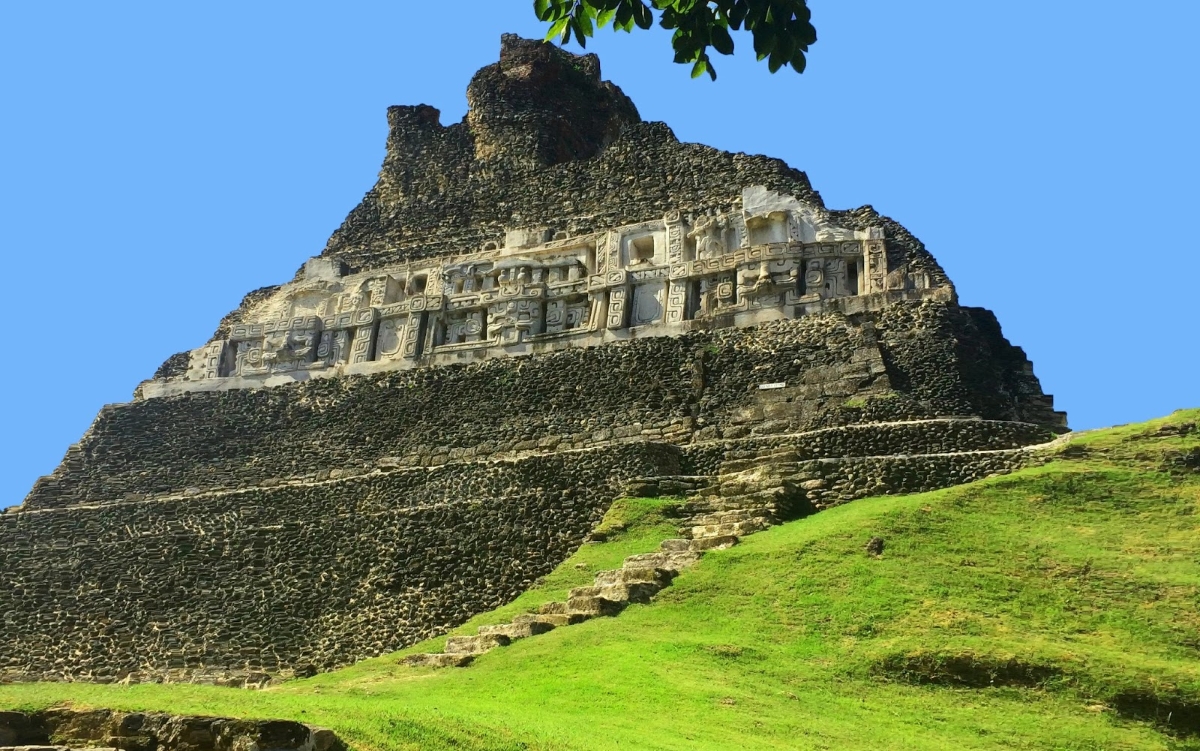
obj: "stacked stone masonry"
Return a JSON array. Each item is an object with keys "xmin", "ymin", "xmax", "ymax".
[
  {"xmin": 27, "ymin": 304, "xmax": 1060, "ymax": 511},
  {"xmin": 399, "ymin": 430, "xmax": 1062, "ymax": 670},
  {"xmin": 2, "ymin": 35, "xmax": 1066, "ymax": 685},
  {"xmin": 2, "ymin": 445, "xmax": 677, "ymax": 683},
  {"xmin": 0, "ymin": 709, "xmax": 345, "ymax": 751}
]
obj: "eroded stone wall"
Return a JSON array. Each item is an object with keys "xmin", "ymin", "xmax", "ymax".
[
  {"xmin": 23, "ymin": 303, "xmax": 1060, "ymax": 512},
  {"xmin": 0, "ymin": 709, "xmax": 344, "ymax": 751},
  {"xmin": 25, "ymin": 313, "xmax": 877, "ymax": 510},
  {"xmin": 796, "ymin": 449, "xmax": 1049, "ymax": 510},
  {"xmin": 2, "ymin": 37, "xmax": 1067, "ymax": 689},
  {"xmin": 317, "ymin": 35, "xmax": 948, "ymax": 295},
  {"xmin": 678, "ymin": 418, "xmax": 1056, "ymax": 476},
  {"xmin": 1, "ymin": 444, "xmax": 677, "ymax": 684}
]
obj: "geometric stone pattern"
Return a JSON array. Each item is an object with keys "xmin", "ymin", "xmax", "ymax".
[
  {"xmin": 1, "ymin": 35, "xmax": 1069, "ymax": 689},
  {"xmin": 168, "ymin": 188, "xmax": 923, "ymax": 396},
  {"xmin": 23, "ymin": 304, "xmax": 1062, "ymax": 512}
]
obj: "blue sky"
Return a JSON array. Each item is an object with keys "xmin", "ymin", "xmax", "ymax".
[{"xmin": 1, "ymin": 1, "xmax": 1196, "ymax": 508}]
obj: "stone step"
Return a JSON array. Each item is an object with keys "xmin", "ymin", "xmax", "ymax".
[
  {"xmin": 717, "ymin": 457, "xmax": 801, "ymax": 475},
  {"xmin": 568, "ymin": 581, "xmax": 663, "ymax": 604},
  {"xmin": 593, "ymin": 565, "xmax": 675, "ymax": 585},
  {"xmin": 714, "ymin": 491, "xmax": 788, "ymax": 509},
  {"xmin": 717, "ymin": 478, "xmax": 779, "ymax": 496},
  {"xmin": 688, "ymin": 518, "xmax": 770, "ymax": 539},
  {"xmin": 689, "ymin": 508, "xmax": 773, "ymax": 526},
  {"xmin": 444, "ymin": 634, "xmax": 510, "ymax": 655},
  {"xmin": 717, "ymin": 459, "xmax": 765, "ymax": 474},
  {"xmin": 689, "ymin": 500, "xmax": 781, "ymax": 518},
  {"xmin": 688, "ymin": 534, "xmax": 739, "ymax": 551},
  {"xmin": 719, "ymin": 480, "xmax": 788, "ymax": 495},
  {"xmin": 477, "ymin": 620, "xmax": 556, "ymax": 640},
  {"xmin": 565, "ymin": 595, "xmax": 626, "ymax": 617},
  {"xmin": 659, "ymin": 538, "xmax": 693, "ymax": 552},
  {"xmin": 623, "ymin": 550, "xmax": 701, "ymax": 571},
  {"xmin": 400, "ymin": 652, "xmax": 474, "ymax": 668},
  {"xmin": 512, "ymin": 612, "xmax": 591, "ymax": 628}
]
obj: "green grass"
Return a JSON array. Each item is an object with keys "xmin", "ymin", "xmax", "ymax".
[{"xmin": 4, "ymin": 408, "xmax": 1199, "ymax": 751}]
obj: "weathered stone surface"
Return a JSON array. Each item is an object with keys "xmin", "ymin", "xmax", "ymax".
[
  {"xmin": 0, "ymin": 710, "xmax": 343, "ymax": 751},
  {"xmin": 0, "ymin": 444, "xmax": 677, "ymax": 683},
  {"xmin": 0, "ymin": 35, "xmax": 1067, "ymax": 687}
]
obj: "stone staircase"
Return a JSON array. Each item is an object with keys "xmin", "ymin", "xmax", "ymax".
[
  {"xmin": 684, "ymin": 445, "xmax": 814, "ymax": 519},
  {"xmin": 398, "ymin": 429, "xmax": 1064, "ymax": 669},
  {"xmin": 400, "ymin": 450, "xmax": 809, "ymax": 669}
]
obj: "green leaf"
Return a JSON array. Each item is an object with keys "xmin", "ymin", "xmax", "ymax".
[
  {"xmin": 546, "ymin": 16, "xmax": 570, "ymax": 42},
  {"xmin": 597, "ymin": 7, "xmax": 617, "ymax": 27},
  {"xmin": 790, "ymin": 48, "xmax": 807, "ymax": 74},
  {"xmin": 767, "ymin": 48, "xmax": 784, "ymax": 73},
  {"xmin": 710, "ymin": 24, "xmax": 734, "ymax": 55},
  {"xmin": 576, "ymin": 9, "xmax": 594, "ymax": 37},
  {"xmin": 728, "ymin": 0, "xmax": 748, "ymax": 28},
  {"xmin": 673, "ymin": 44, "xmax": 698, "ymax": 63},
  {"xmin": 570, "ymin": 16, "xmax": 588, "ymax": 46},
  {"xmin": 534, "ymin": 0, "xmax": 552, "ymax": 22},
  {"xmin": 690, "ymin": 58, "xmax": 707, "ymax": 78},
  {"xmin": 752, "ymin": 26, "xmax": 775, "ymax": 60},
  {"xmin": 774, "ymin": 30, "xmax": 795, "ymax": 62},
  {"xmin": 615, "ymin": 1, "xmax": 634, "ymax": 28},
  {"xmin": 798, "ymin": 20, "xmax": 817, "ymax": 45},
  {"xmin": 632, "ymin": 1, "xmax": 653, "ymax": 29}
]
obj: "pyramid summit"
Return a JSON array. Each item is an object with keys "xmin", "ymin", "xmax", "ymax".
[{"xmin": 2, "ymin": 36, "xmax": 1065, "ymax": 686}]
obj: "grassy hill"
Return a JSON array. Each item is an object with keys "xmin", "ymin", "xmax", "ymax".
[{"xmin": 3, "ymin": 409, "xmax": 1198, "ymax": 750}]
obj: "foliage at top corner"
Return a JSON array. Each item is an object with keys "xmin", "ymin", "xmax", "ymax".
[{"xmin": 534, "ymin": 0, "xmax": 816, "ymax": 81}]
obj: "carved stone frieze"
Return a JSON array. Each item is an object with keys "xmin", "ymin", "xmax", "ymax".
[{"xmin": 173, "ymin": 185, "xmax": 944, "ymax": 389}]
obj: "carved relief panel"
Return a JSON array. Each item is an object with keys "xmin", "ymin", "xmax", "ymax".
[
  {"xmin": 631, "ymin": 282, "xmax": 665, "ymax": 326},
  {"xmin": 665, "ymin": 279, "xmax": 688, "ymax": 324},
  {"xmin": 186, "ymin": 341, "xmax": 231, "ymax": 381},
  {"xmin": 688, "ymin": 213, "xmax": 728, "ymax": 260},
  {"xmin": 262, "ymin": 317, "xmax": 322, "ymax": 373},
  {"xmin": 488, "ymin": 298, "xmax": 544, "ymax": 345},
  {"xmin": 235, "ymin": 339, "xmax": 264, "ymax": 375},
  {"xmin": 545, "ymin": 299, "xmax": 566, "ymax": 334},
  {"xmin": 606, "ymin": 286, "xmax": 628, "ymax": 329},
  {"xmin": 803, "ymin": 259, "xmax": 825, "ymax": 299},
  {"xmin": 442, "ymin": 310, "xmax": 486, "ymax": 345},
  {"xmin": 316, "ymin": 329, "xmax": 352, "ymax": 367},
  {"xmin": 376, "ymin": 315, "xmax": 410, "ymax": 362},
  {"xmin": 823, "ymin": 258, "xmax": 849, "ymax": 298},
  {"xmin": 545, "ymin": 296, "xmax": 588, "ymax": 334},
  {"xmin": 866, "ymin": 239, "xmax": 886, "ymax": 293},
  {"xmin": 181, "ymin": 202, "xmax": 902, "ymax": 387},
  {"xmin": 664, "ymin": 211, "xmax": 686, "ymax": 264}
]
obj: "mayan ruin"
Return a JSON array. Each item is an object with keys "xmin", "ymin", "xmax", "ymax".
[{"xmin": 1, "ymin": 36, "xmax": 1070, "ymax": 689}]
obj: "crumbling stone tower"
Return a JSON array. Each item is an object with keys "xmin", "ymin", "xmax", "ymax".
[{"xmin": 0, "ymin": 36, "xmax": 1065, "ymax": 686}]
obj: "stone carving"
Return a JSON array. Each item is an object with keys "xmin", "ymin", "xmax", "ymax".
[
  {"xmin": 186, "ymin": 341, "xmax": 231, "ymax": 381},
  {"xmin": 10, "ymin": 39, "xmax": 1060, "ymax": 692},
  {"xmin": 688, "ymin": 212, "xmax": 729, "ymax": 259},
  {"xmin": 488, "ymin": 298, "xmax": 543, "ymax": 344},
  {"xmin": 606, "ymin": 286, "xmax": 629, "ymax": 329},
  {"xmin": 164, "ymin": 185, "xmax": 943, "ymax": 393},
  {"xmin": 631, "ymin": 282, "xmax": 665, "ymax": 327},
  {"xmin": 376, "ymin": 315, "xmax": 408, "ymax": 361}
]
